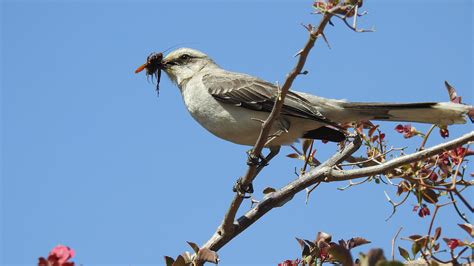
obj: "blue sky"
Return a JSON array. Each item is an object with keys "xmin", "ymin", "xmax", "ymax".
[{"xmin": 1, "ymin": 0, "xmax": 472, "ymax": 265}]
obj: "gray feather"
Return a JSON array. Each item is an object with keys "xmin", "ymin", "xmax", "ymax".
[{"xmin": 203, "ymin": 72, "xmax": 342, "ymax": 129}]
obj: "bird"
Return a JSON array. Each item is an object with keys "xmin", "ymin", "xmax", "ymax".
[{"xmin": 135, "ymin": 48, "xmax": 473, "ymax": 161}]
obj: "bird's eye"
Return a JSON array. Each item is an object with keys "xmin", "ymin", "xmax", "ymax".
[{"xmin": 180, "ymin": 54, "xmax": 190, "ymax": 60}]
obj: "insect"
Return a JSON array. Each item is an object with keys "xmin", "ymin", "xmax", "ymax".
[
  {"xmin": 135, "ymin": 44, "xmax": 194, "ymax": 96},
  {"xmin": 135, "ymin": 52, "xmax": 163, "ymax": 95}
]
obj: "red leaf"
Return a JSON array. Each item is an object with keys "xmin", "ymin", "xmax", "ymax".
[
  {"xmin": 458, "ymin": 223, "xmax": 474, "ymax": 237},
  {"xmin": 368, "ymin": 125, "xmax": 379, "ymax": 138},
  {"xmin": 444, "ymin": 81, "xmax": 462, "ymax": 104},
  {"xmin": 444, "ymin": 238, "xmax": 462, "ymax": 250},
  {"xmin": 434, "ymin": 227, "xmax": 442, "ymax": 240},
  {"xmin": 286, "ymin": 153, "xmax": 300, "ymax": 159}
]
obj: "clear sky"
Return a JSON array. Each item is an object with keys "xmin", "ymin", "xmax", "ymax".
[{"xmin": 1, "ymin": 0, "xmax": 472, "ymax": 265}]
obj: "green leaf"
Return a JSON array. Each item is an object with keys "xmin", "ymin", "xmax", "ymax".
[
  {"xmin": 411, "ymin": 242, "xmax": 421, "ymax": 257},
  {"xmin": 398, "ymin": 246, "xmax": 410, "ymax": 261},
  {"xmin": 164, "ymin": 256, "xmax": 175, "ymax": 266},
  {"xmin": 172, "ymin": 255, "xmax": 188, "ymax": 266}
]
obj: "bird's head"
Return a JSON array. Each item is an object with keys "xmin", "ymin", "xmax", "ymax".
[
  {"xmin": 161, "ymin": 48, "xmax": 217, "ymax": 85},
  {"xmin": 135, "ymin": 48, "xmax": 217, "ymax": 89}
]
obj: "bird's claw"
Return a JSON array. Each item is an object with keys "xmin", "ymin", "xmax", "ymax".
[
  {"xmin": 232, "ymin": 177, "xmax": 253, "ymax": 197},
  {"xmin": 246, "ymin": 149, "xmax": 269, "ymax": 167}
]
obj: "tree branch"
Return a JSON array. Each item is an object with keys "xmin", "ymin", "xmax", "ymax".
[
  {"xmin": 329, "ymin": 131, "xmax": 474, "ymax": 181},
  {"xmin": 214, "ymin": 5, "xmax": 347, "ymax": 239},
  {"xmin": 203, "ymin": 131, "xmax": 473, "ymax": 251},
  {"xmin": 203, "ymin": 135, "xmax": 362, "ymax": 250}
]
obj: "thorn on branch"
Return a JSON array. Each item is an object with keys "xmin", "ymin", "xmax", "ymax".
[
  {"xmin": 250, "ymin": 197, "xmax": 260, "ymax": 208},
  {"xmin": 301, "ymin": 23, "xmax": 314, "ymax": 33},
  {"xmin": 305, "ymin": 182, "xmax": 321, "ymax": 204},
  {"xmin": 384, "ymin": 190, "xmax": 411, "ymax": 221},
  {"xmin": 299, "ymin": 70, "xmax": 309, "ymax": 75},
  {"xmin": 320, "ymin": 32, "xmax": 332, "ymax": 49}
]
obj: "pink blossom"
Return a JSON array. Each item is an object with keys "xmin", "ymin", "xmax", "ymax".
[
  {"xmin": 447, "ymin": 239, "xmax": 462, "ymax": 250},
  {"xmin": 49, "ymin": 245, "xmax": 75, "ymax": 264},
  {"xmin": 418, "ymin": 204, "xmax": 430, "ymax": 218}
]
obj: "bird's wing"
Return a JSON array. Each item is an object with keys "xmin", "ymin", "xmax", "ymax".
[{"xmin": 202, "ymin": 72, "xmax": 342, "ymax": 128}]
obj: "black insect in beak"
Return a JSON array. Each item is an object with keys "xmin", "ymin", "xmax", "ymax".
[{"xmin": 135, "ymin": 52, "xmax": 164, "ymax": 96}]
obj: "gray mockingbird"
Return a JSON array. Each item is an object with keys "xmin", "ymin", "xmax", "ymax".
[{"xmin": 136, "ymin": 48, "xmax": 473, "ymax": 162}]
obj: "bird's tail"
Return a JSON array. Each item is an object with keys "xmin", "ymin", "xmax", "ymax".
[{"xmin": 340, "ymin": 101, "xmax": 474, "ymax": 125}]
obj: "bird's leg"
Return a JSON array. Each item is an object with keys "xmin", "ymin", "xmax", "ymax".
[
  {"xmin": 235, "ymin": 146, "xmax": 281, "ymax": 196},
  {"xmin": 261, "ymin": 146, "xmax": 281, "ymax": 166},
  {"xmin": 233, "ymin": 177, "xmax": 253, "ymax": 197},
  {"xmin": 246, "ymin": 145, "xmax": 281, "ymax": 167},
  {"xmin": 255, "ymin": 146, "xmax": 281, "ymax": 175},
  {"xmin": 246, "ymin": 149, "xmax": 266, "ymax": 166}
]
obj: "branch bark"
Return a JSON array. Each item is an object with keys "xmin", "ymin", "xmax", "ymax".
[
  {"xmin": 204, "ymin": 131, "xmax": 473, "ymax": 251},
  {"xmin": 328, "ymin": 131, "xmax": 474, "ymax": 181},
  {"xmin": 203, "ymin": 135, "xmax": 363, "ymax": 251}
]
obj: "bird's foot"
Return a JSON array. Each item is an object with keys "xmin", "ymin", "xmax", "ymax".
[
  {"xmin": 232, "ymin": 177, "xmax": 253, "ymax": 197},
  {"xmin": 246, "ymin": 149, "xmax": 269, "ymax": 167}
]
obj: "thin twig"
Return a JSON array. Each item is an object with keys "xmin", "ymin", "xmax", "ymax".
[
  {"xmin": 422, "ymin": 201, "xmax": 454, "ymax": 265},
  {"xmin": 337, "ymin": 176, "xmax": 371, "ymax": 191},
  {"xmin": 449, "ymin": 191, "xmax": 469, "ymax": 223},
  {"xmin": 452, "ymin": 188, "xmax": 474, "ymax": 212},
  {"xmin": 391, "ymin": 227, "xmax": 403, "ymax": 261},
  {"xmin": 451, "ymin": 144, "xmax": 468, "ymax": 190},
  {"xmin": 339, "ymin": 147, "xmax": 406, "ymax": 167},
  {"xmin": 419, "ymin": 124, "xmax": 436, "ymax": 150}
]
